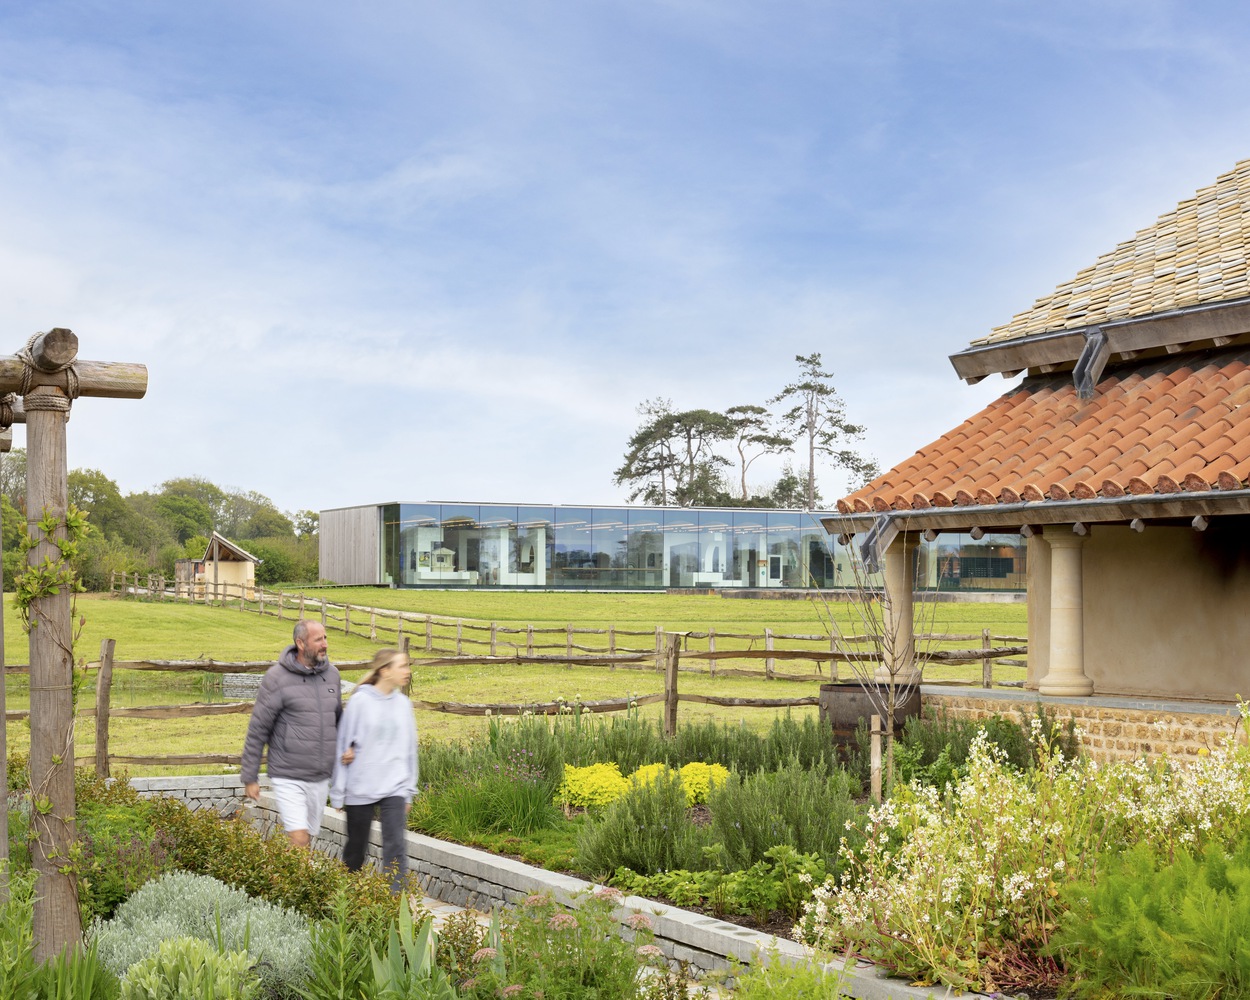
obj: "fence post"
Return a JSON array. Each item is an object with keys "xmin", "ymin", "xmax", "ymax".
[
  {"xmin": 344, "ymin": 605, "xmax": 351, "ymax": 636},
  {"xmin": 401, "ymin": 635, "xmax": 410, "ymax": 657},
  {"xmin": 654, "ymin": 626, "xmax": 663, "ymax": 672},
  {"xmin": 277, "ymin": 591, "xmax": 284, "ymax": 621},
  {"xmin": 765, "ymin": 628, "xmax": 775, "ymax": 680},
  {"xmin": 425, "ymin": 616, "xmax": 433, "ymax": 653},
  {"xmin": 370, "ymin": 611, "xmax": 377, "ymax": 642},
  {"xmin": 456, "ymin": 622, "xmax": 463, "ymax": 655},
  {"xmin": 870, "ymin": 714, "xmax": 882, "ymax": 804},
  {"xmin": 830, "ymin": 634, "xmax": 838, "ymax": 681},
  {"xmin": 490, "ymin": 622, "xmax": 497, "ymax": 657},
  {"xmin": 398, "ymin": 615, "xmax": 405, "ymax": 651},
  {"xmin": 566, "ymin": 624, "xmax": 573, "ymax": 663},
  {"xmin": 607, "ymin": 625, "xmax": 616, "ymax": 661},
  {"xmin": 526, "ymin": 625, "xmax": 533, "ymax": 657},
  {"xmin": 259, "ymin": 589, "xmax": 265, "ymax": 617},
  {"xmin": 320, "ymin": 597, "xmax": 327, "ymax": 626},
  {"xmin": 708, "ymin": 626, "xmax": 716, "ymax": 678},
  {"xmin": 298, "ymin": 594, "xmax": 305, "ymax": 619},
  {"xmin": 109, "ymin": 570, "xmax": 115, "ymax": 594},
  {"xmin": 981, "ymin": 628, "xmax": 993, "ymax": 688},
  {"xmin": 94, "ymin": 638, "xmax": 116, "ymax": 778},
  {"xmin": 663, "ymin": 633, "xmax": 680, "ymax": 738}
]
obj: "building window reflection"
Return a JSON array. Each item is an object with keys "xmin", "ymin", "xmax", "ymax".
[{"xmin": 371, "ymin": 504, "xmax": 1027, "ymax": 593}]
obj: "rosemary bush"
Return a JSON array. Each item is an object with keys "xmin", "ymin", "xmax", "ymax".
[
  {"xmin": 577, "ymin": 770, "xmax": 711, "ymax": 878},
  {"xmin": 706, "ymin": 757, "xmax": 862, "ymax": 873}
]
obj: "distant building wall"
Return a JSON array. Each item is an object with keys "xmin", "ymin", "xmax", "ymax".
[{"xmin": 320, "ymin": 505, "xmax": 381, "ymax": 585}]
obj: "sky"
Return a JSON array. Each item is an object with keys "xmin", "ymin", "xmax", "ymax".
[{"xmin": 3, "ymin": 1, "xmax": 1250, "ymax": 517}]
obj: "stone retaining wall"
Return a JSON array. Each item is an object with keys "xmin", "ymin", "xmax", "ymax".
[{"xmin": 926, "ymin": 687, "xmax": 1244, "ymax": 762}]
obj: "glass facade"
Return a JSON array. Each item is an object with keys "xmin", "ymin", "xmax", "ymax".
[{"xmin": 379, "ymin": 503, "xmax": 1027, "ymax": 592}]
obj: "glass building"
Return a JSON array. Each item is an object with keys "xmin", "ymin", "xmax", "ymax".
[{"xmin": 367, "ymin": 502, "xmax": 1026, "ymax": 592}]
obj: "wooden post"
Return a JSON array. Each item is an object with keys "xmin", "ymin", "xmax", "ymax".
[
  {"xmin": 526, "ymin": 624, "xmax": 533, "ymax": 657},
  {"xmin": 109, "ymin": 570, "xmax": 115, "ymax": 593},
  {"xmin": 400, "ymin": 635, "xmax": 410, "ymax": 657},
  {"xmin": 663, "ymin": 633, "xmax": 680, "ymax": 738},
  {"xmin": 608, "ymin": 625, "xmax": 616, "ymax": 658},
  {"xmin": 708, "ymin": 626, "xmax": 716, "ymax": 678},
  {"xmin": 455, "ymin": 622, "xmax": 463, "ymax": 655},
  {"xmin": 982, "ymin": 628, "xmax": 993, "ymax": 688},
  {"xmin": 258, "ymin": 589, "xmax": 265, "ymax": 616},
  {"xmin": 765, "ymin": 628, "xmax": 775, "ymax": 679},
  {"xmin": 319, "ymin": 597, "xmax": 326, "ymax": 626},
  {"xmin": 369, "ymin": 611, "xmax": 376, "ymax": 641},
  {"xmin": 397, "ymin": 614, "xmax": 405, "ymax": 650},
  {"xmin": 425, "ymin": 615, "xmax": 433, "ymax": 653},
  {"xmin": 566, "ymin": 624, "xmax": 573, "ymax": 663},
  {"xmin": 277, "ymin": 590, "xmax": 284, "ymax": 620},
  {"xmin": 344, "ymin": 605, "xmax": 351, "ymax": 636},
  {"xmin": 870, "ymin": 714, "xmax": 883, "ymax": 804},
  {"xmin": 654, "ymin": 625, "xmax": 663, "ymax": 672},
  {"xmin": 490, "ymin": 622, "xmax": 497, "ymax": 656},
  {"xmin": 298, "ymin": 594, "xmax": 305, "ymax": 619},
  {"xmin": 94, "ymin": 639, "xmax": 115, "ymax": 778},
  {"xmin": 830, "ymin": 633, "xmax": 838, "ymax": 681},
  {"xmin": 18, "ymin": 329, "xmax": 145, "ymax": 959}
]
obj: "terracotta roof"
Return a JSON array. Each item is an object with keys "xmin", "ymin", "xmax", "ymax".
[
  {"xmin": 838, "ymin": 346, "xmax": 1250, "ymax": 513},
  {"xmin": 973, "ymin": 158, "xmax": 1250, "ymax": 347}
]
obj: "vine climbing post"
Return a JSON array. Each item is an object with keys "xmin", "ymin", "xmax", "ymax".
[{"xmin": 8, "ymin": 329, "xmax": 146, "ymax": 960}]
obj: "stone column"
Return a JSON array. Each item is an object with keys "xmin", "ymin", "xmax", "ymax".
[
  {"xmin": 1039, "ymin": 529, "xmax": 1093, "ymax": 697},
  {"xmin": 876, "ymin": 533, "xmax": 921, "ymax": 685}
]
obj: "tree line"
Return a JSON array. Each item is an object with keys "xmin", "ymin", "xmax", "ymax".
[
  {"xmin": 614, "ymin": 353, "xmax": 879, "ymax": 510},
  {"xmin": 0, "ymin": 451, "xmax": 318, "ymax": 591}
]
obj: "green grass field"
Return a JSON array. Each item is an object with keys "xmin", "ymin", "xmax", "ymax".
[{"xmin": 3, "ymin": 588, "xmax": 1028, "ymax": 774}]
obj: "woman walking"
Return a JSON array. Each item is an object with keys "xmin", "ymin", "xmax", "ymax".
[{"xmin": 331, "ymin": 648, "xmax": 418, "ymax": 892}]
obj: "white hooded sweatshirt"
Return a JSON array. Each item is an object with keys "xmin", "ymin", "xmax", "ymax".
[{"xmin": 329, "ymin": 683, "xmax": 418, "ymax": 808}]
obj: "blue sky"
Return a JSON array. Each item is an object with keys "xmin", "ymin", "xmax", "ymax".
[{"xmin": 3, "ymin": 1, "xmax": 1250, "ymax": 516}]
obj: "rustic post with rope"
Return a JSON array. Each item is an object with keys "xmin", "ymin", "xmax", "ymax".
[{"xmin": 11, "ymin": 329, "xmax": 146, "ymax": 959}]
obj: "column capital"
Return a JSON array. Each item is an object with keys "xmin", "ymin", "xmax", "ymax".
[{"xmin": 1043, "ymin": 528, "xmax": 1086, "ymax": 549}]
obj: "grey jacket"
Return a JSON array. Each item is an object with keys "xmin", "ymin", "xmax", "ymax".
[{"xmin": 240, "ymin": 646, "xmax": 343, "ymax": 784}]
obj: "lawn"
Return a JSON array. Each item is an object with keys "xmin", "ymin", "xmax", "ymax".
[{"xmin": 4, "ymin": 587, "xmax": 1028, "ymax": 773}]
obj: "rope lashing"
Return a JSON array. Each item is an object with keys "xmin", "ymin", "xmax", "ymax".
[{"xmin": 16, "ymin": 332, "xmax": 79, "ymax": 410}]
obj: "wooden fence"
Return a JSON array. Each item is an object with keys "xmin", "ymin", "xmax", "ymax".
[
  {"xmin": 10, "ymin": 621, "xmax": 1027, "ymax": 773},
  {"xmin": 109, "ymin": 572, "xmax": 1026, "ymax": 679}
]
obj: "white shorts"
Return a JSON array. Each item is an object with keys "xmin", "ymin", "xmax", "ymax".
[{"xmin": 268, "ymin": 776, "xmax": 332, "ymax": 837}]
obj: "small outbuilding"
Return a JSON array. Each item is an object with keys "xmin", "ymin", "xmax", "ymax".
[{"xmin": 174, "ymin": 531, "xmax": 261, "ymax": 602}]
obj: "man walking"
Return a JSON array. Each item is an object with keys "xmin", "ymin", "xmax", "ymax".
[{"xmin": 241, "ymin": 619, "xmax": 342, "ymax": 847}]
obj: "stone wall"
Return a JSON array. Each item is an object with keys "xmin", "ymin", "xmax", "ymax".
[{"xmin": 927, "ymin": 688, "xmax": 1244, "ymax": 762}]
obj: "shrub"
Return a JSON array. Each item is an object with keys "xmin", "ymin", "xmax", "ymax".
[
  {"xmin": 149, "ymin": 796, "xmax": 407, "ymax": 931},
  {"xmin": 577, "ymin": 770, "xmax": 711, "ymax": 878},
  {"xmin": 801, "ymin": 723, "xmax": 1250, "ymax": 995},
  {"xmin": 706, "ymin": 758, "xmax": 862, "ymax": 874},
  {"xmin": 463, "ymin": 887, "xmax": 666, "ymax": 1000},
  {"xmin": 91, "ymin": 871, "xmax": 311, "ymax": 995},
  {"xmin": 413, "ymin": 748, "xmax": 561, "ymax": 839},
  {"xmin": 0, "ymin": 864, "xmax": 39, "ymax": 1000},
  {"xmin": 676, "ymin": 763, "xmax": 729, "ymax": 805},
  {"xmin": 35, "ymin": 938, "xmax": 121, "ymax": 1000},
  {"xmin": 433, "ymin": 908, "xmax": 486, "ymax": 991},
  {"xmin": 76, "ymin": 797, "xmax": 176, "ymax": 924},
  {"xmin": 729, "ymin": 946, "xmax": 847, "ymax": 1000},
  {"xmin": 118, "ymin": 936, "xmax": 259, "ymax": 1000},
  {"xmin": 1054, "ymin": 838, "xmax": 1250, "ymax": 999},
  {"xmin": 291, "ymin": 889, "xmax": 375, "ymax": 1000},
  {"xmin": 558, "ymin": 762, "xmax": 630, "ymax": 810}
]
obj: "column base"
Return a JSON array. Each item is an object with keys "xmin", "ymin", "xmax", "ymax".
[{"xmin": 1038, "ymin": 675, "xmax": 1094, "ymax": 697}]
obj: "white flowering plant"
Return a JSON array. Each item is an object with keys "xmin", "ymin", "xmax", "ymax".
[{"xmin": 797, "ymin": 713, "xmax": 1250, "ymax": 994}]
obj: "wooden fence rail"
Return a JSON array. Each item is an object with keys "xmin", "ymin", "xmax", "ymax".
[{"xmin": 51, "ymin": 617, "xmax": 1026, "ymax": 773}]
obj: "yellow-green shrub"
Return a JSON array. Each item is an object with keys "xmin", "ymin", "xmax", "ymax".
[
  {"xmin": 557, "ymin": 762, "xmax": 629, "ymax": 808},
  {"xmin": 678, "ymin": 762, "xmax": 730, "ymax": 805}
]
